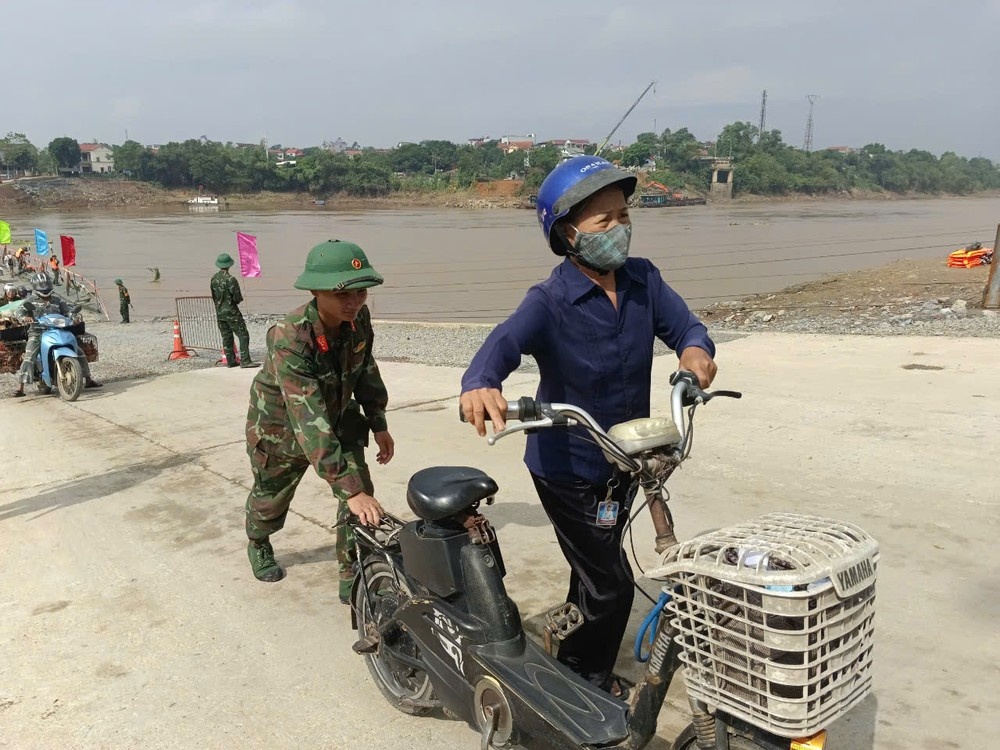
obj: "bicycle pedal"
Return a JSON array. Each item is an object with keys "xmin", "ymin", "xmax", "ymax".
[{"xmin": 544, "ymin": 602, "xmax": 584, "ymax": 640}]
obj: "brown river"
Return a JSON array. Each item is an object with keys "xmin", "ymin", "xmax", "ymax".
[{"xmin": 4, "ymin": 197, "xmax": 998, "ymax": 321}]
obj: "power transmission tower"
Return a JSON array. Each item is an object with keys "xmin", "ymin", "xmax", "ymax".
[
  {"xmin": 803, "ymin": 94, "xmax": 818, "ymax": 152},
  {"xmin": 757, "ymin": 90, "xmax": 767, "ymax": 141}
]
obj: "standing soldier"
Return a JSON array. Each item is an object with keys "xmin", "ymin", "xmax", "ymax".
[
  {"xmin": 115, "ymin": 278, "xmax": 131, "ymax": 323},
  {"xmin": 244, "ymin": 240, "xmax": 394, "ymax": 595},
  {"xmin": 49, "ymin": 255, "xmax": 60, "ymax": 284},
  {"xmin": 210, "ymin": 253, "xmax": 258, "ymax": 368}
]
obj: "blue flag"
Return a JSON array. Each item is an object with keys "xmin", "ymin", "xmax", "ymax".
[{"xmin": 34, "ymin": 228, "xmax": 49, "ymax": 256}]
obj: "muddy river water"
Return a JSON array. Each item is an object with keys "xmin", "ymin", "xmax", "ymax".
[{"xmin": 5, "ymin": 197, "xmax": 998, "ymax": 321}]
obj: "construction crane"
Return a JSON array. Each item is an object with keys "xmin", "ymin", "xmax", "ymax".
[{"xmin": 595, "ymin": 80, "xmax": 657, "ymax": 157}]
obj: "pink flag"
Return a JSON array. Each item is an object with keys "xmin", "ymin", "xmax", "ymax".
[{"xmin": 236, "ymin": 231, "xmax": 261, "ymax": 278}]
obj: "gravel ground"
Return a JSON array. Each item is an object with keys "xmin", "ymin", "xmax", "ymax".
[
  {"xmin": 0, "ymin": 314, "xmax": 745, "ymax": 396},
  {"xmin": 3, "ymin": 253, "xmax": 996, "ymax": 395},
  {"xmin": 2, "ymin": 309, "xmax": 991, "ymax": 395},
  {"xmin": 699, "ymin": 257, "xmax": 1000, "ymax": 338},
  {"xmin": 704, "ymin": 299, "xmax": 1000, "ymax": 337}
]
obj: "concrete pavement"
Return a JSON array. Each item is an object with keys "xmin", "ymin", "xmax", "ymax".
[{"xmin": 1, "ymin": 333, "xmax": 997, "ymax": 749}]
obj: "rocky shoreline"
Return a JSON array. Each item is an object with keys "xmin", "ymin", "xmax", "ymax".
[{"xmin": 699, "ymin": 257, "xmax": 997, "ymax": 337}]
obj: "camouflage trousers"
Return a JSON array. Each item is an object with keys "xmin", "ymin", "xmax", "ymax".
[
  {"xmin": 217, "ymin": 310, "xmax": 250, "ymax": 365},
  {"xmin": 246, "ymin": 433, "xmax": 372, "ymax": 599}
]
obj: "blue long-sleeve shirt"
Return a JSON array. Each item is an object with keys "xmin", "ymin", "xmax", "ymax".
[{"xmin": 461, "ymin": 257, "xmax": 715, "ymax": 484}]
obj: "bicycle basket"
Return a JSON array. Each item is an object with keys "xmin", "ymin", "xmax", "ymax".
[{"xmin": 656, "ymin": 513, "xmax": 878, "ymax": 738}]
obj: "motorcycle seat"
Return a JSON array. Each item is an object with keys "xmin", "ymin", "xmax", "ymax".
[{"xmin": 406, "ymin": 466, "xmax": 498, "ymax": 521}]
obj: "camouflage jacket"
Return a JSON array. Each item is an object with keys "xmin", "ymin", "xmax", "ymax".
[
  {"xmin": 210, "ymin": 270, "xmax": 243, "ymax": 316},
  {"xmin": 118, "ymin": 285, "xmax": 130, "ymax": 304},
  {"xmin": 247, "ymin": 300, "xmax": 389, "ymax": 501}
]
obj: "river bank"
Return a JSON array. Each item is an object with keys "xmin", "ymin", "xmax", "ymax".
[
  {"xmin": 0, "ymin": 177, "xmax": 527, "ymax": 212},
  {"xmin": 3, "ymin": 176, "xmax": 997, "ymax": 213}
]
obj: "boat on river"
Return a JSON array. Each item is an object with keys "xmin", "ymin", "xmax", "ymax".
[
  {"xmin": 187, "ymin": 195, "xmax": 219, "ymax": 205},
  {"xmin": 635, "ymin": 181, "xmax": 706, "ymax": 208}
]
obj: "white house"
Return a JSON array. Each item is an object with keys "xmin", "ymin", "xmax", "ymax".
[{"xmin": 79, "ymin": 143, "xmax": 114, "ymax": 174}]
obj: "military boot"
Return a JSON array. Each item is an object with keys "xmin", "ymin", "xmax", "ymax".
[{"xmin": 247, "ymin": 539, "xmax": 285, "ymax": 582}]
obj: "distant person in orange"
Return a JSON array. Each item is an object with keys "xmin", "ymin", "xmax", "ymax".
[{"xmin": 49, "ymin": 255, "xmax": 60, "ymax": 284}]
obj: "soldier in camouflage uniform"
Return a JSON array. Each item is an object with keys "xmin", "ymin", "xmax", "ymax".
[
  {"xmin": 210, "ymin": 253, "xmax": 258, "ymax": 368},
  {"xmin": 245, "ymin": 240, "xmax": 394, "ymax": 595},
  {"xmin": 115, "ymin": 278, "xmax": 132, "ymax": 323}
]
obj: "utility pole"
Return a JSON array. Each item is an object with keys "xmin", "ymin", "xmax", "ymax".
[
  {"xmin": 983, "ymin": 223, "xmax": 1000, "ymax": 308},
  {"xmin": 757, "ymin": 90, "xmax": 767, "ymax": 141},
  {"xmin": 803, "ymin": 94, "xmax": 818, "ymax": 152}
]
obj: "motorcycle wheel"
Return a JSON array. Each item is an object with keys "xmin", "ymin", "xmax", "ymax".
[
  {"xmin": 56, "ymin": 358, "xmax": 83, "ymax": 402},
  {"xmin": 355, "ymin": 558, "xmax": 437, "ymax": 716},
  {"xmin": 671, "ymin": 723, "xmax": 774, "ymax": 750}
]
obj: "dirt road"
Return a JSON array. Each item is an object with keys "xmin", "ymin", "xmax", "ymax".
[{"xmin": 1, "ymin": 334, "xmax": 997, "ymax": 749}]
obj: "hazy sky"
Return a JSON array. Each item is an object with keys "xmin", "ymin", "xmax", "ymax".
[{"xmin": 8, "ymin": 0, "xmax": 1000, "ymax": 159}]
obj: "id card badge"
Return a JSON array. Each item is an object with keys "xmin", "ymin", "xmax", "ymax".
[{"xmin": 596, "ymin": 499, "xmax": 620, "ymax": 527}]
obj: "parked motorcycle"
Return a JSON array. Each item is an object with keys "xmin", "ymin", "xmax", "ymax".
[
  {"xmin": 348, "ymin": 373, "xmax": 878, "ymax": 750},
  {"xmin": 27, "ymin": 312, "xmax": 91, "ymax": 402}
]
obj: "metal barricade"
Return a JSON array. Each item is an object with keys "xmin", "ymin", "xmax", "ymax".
[
  {"xmin": 175, "ymin": 296, "xmax": 224, "ymax": 351},
  {"xmin": 62, "ymin": 269, "xmax": 110, "ymax": 321}
]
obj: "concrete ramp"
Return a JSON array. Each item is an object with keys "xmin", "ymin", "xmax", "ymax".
[{"xmin": 1, "ymin": 334, "xmax": 997, "ymax": 748}]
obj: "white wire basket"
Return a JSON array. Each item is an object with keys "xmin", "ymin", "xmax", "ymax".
[{"xmin": 655, "ymin": 513, "xmax": 878, "ymax": 738}]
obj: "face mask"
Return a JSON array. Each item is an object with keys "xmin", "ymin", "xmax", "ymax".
[{"xmin": 569, "ymin": 223, "xmax": 633, "ymax": 272}]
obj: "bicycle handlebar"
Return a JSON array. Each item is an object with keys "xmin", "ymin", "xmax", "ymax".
[{"xmin": 460, "ymin": 372, "xmax": 741, "ymax": 464}]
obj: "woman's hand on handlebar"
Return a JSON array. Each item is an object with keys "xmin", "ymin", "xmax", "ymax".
[
  {"xmin": 678, "ymin": 346, "xmax": 718, "ymax": 389},
  {"xmin": 460, "ymin": 387, "xmax": 508, "ymax": 436}
]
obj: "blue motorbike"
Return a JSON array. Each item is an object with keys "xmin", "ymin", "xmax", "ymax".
[{"xmin": 28, "ymin": 312, "xmax": 90, "ymax": 402}]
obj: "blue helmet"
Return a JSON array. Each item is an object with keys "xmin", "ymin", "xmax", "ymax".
[{"xmin": 536, "ymin": 155, "xmax": 637, "ymax": 254}]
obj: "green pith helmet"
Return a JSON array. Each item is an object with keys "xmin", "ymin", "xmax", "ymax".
[
  {"xmin": 114, "ymin": 278, "xmax": 123, "ymax": 285},
  {"xmin": 294, "ymin": 240, "xmax": 383, "ymax": 291},
  {"xmin": 215, "ymin": 253, "xmax": 235, "ymax": 269}
]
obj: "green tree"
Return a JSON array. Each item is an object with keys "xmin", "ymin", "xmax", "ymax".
[
  {"xmin": 714, "ymin": 122, "xmax": 757, "ymax": 161},
  {"xmin": 36, "ymin": 148, "xmax": 57, "ymax": 175},
  {"xmin": 620, "ymin": 141, "xmax": 653, "ymax": 167},
  {"xmin": 112, "ymin": 140, "xmax": 147, "ymax": 175},
  {"xmin": 48, "ymin": 137, "xmax": 82, "ymax": 170},
  {"xmin": 0, "ymin": 133, "xmax": 39, "ymax": 174},
  {"xmin": 659, "ymin": 128, "xmax": 701, "ymax": 172}
]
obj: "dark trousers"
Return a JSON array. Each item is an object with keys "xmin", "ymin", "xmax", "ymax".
[{"xmin": 530, "ymin": 472, "xmax": 636, "ymax": 690}]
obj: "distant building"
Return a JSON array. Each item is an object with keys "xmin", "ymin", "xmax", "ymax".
[
  {"xmin": 825, "ymin": 145, "xmax": 857, "ymax": 154},
  {"xmin": 467, "ymin": 137, "xmax": 491, "ymax": 147},
  {"xmin": 499, "ymin": 134, "xmax": 535, "ymax": 155},
  {"xmin": 541, "ymin": 139, "xmax": 591, "ymax": 158},
  {"xmin": 79, "ymin": 143, "xmax": 114, "ymax": 174},
  {"xmin": 270, "ymin": 146, "xmax": 305, "ymax": 161}
]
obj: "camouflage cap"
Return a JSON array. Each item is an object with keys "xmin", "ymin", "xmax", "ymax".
[
  {"xmin": 294, "ymin": 240, "xmax": 384, "ymax": 291},
  {"xmin": 216, "ymin": 253, "xmax": 235, "ymax": 269},
  {"xmin": 114, "ymin": 278, "xmax": 123, "ymax": 284}
]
